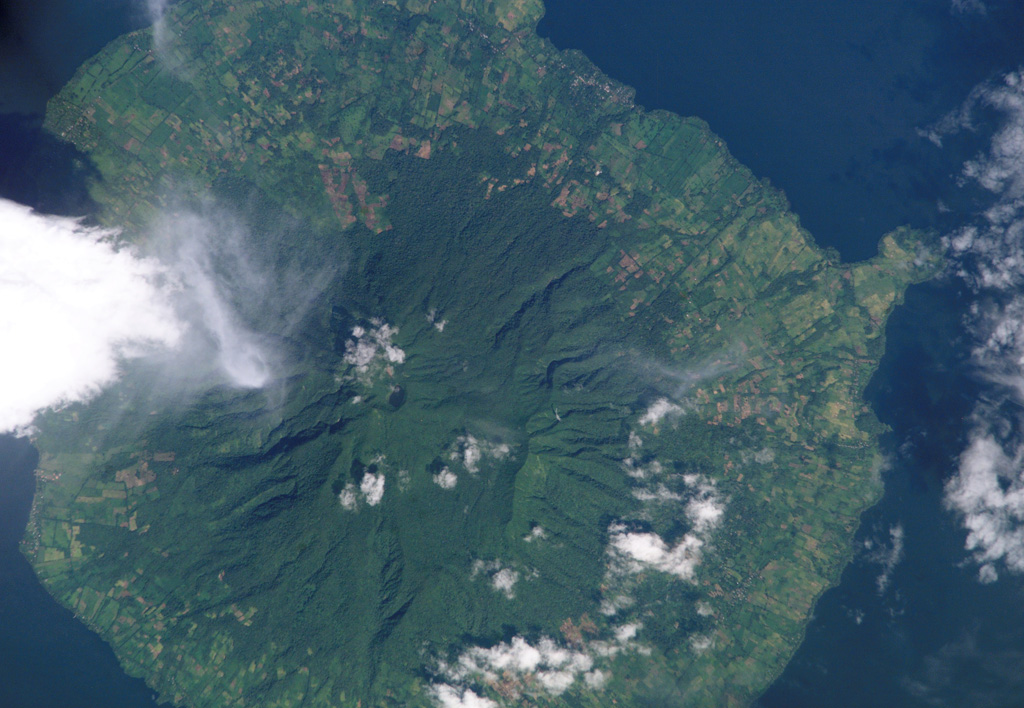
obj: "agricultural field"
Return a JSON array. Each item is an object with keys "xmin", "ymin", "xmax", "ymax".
[{"xmin": 25, "ymin": 0, "xmax": 938, "ymax": 706}]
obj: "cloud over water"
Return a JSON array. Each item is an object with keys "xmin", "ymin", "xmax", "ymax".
[
  {"xmin": 0, "ymin": 199, "xmax": 182, "ymax": 433},
  {"xmin": 935, "ymin": 68, "xmax": 1024, "ymax": 583},
  {"xmin": 0, "ymin": 197, "xmax": 278, "ymax": 434}
]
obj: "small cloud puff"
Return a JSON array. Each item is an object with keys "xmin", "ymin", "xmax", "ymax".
[
  {"xmin": 523, "ymin": 526, "xmax": 547, "ymax": 542},
  {"xmin": 628, "ymin": 431, "xmax": 643, "ymax": 450},
  {"xmin": 741, "ymin": 447, "xmax": 775, "ymax": 465},
  {"xmin": 471, "ymin": 559, "xmax": 520, "ymax": 599},
  {"xmin": 430, "ymin": 685, "xmax": 496, "ymax": 708},
  {"xmin": 689, "ymin": 634, "xmax": 714, "ymax": 653},
  {"xmin": 433, "ymin": 466, "xmax": 458, "ymax": 489},
  {"xmin": 344, "ymin": 320, "xmax": 405, "ymax": 377},
  {"xmin": 614, "ymin": 623, "xmax": 639, "ymax": 643},
  {"xmin": 427, "ymin": 308, "xmax": 448, "ymax": 332},
  {"xmin": 630, "ymin": 484, "xmax": 683, "ymax": 504},
  {"xmin": 338, "ymin": 471, "xmax": 386, "ymax": 511},
  {"xmin": 867, "ymin": 524, "xmax": 905, "ymax": 595},
  {"xmin": 622, "ymin": 457, "xmax": 663, "ymax": 480},
  {"xmin": 338, "ymin": 485, "xmax": 359, "ymax": 511},
  {"xmin": 451, "ymin": 434, "xmax": 510, "ymax": 474},
  {"xmin": 638, "ymin": 398, "xmax": 682, "ymax": 426},
  {"xmin": 361, "ymin": 472, "xmax": 386, "ymax": 506},
  {"xmin": 598, "ymin": 594, "xmax": 635, "ymax": 617},
  {"xmin": 492, "ymin": 568, "xmax": 520, "ymax": 599},
  {"xmin": 684, "ymin": 475, "xmax": 725, "ymax": 534}
]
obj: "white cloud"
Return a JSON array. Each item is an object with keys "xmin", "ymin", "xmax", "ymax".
[
  {"xmin": 144, "ymin": 0, "xmax": 185, "ymax": 71},
  {"xmin": 631, "ymin": 483, "xmax": 683, "ymax": 504},
  {"xmin": 946, "ymin": 430, "xmax": 1024, "ymax": 581},
  {"xmin": 868, "ymin": 524, "xmax": 905, "ymax": 594},
  {"xmin": 144, "ymin": 0, "xmax": 173, "ymax": 64},
  {"xmin": 622, "ymin": 457, "xmax": 663, "ymax": 480},
  {"xmin": 685, "ymin": 478, "xmax": 725, "ymax": 534},
  {"xmin": 451, "ymin": 434, "xmax": 509, "ymax": 474},
  {"xmin": 339, "ymin": 470, "xmax": 387, "ymax": 511},
  {"xmin": 433, "ymin": 466, "xmax": 458, "ymax": 489},
  {"xmin": 627, "ymin": 431, "xmax": 642, "ymax": 450},
  {"xmin": 434, "ymin": 615, "xmax": 649, "ymax": 706},
  {"xmin": 967, "ymin": 299, "xmax": 1024, "ymax": 402},
  {"xmin": 607, "ymin": 473, "xmax": 724, "ymax": 582},
  {"xmin": 638, "ymin": 397, "xmax": 682, "ymax": 426},
  {"xmin": 614, "ymin": 623, "xmax": 639, "ymax": 643},
  {"xmin": 426, "ymin": 308, "xmax": 447, "ymax": 332},
  {"xmin": 978, "ymin": 563, "xmax": 999, "ymax": 584},
  {"xmin": 583, "ymin": 669, "xmax": 607, "ymax": 690},
  {"xmin": 523, "ymin": 526, "xmax": 547, "ymax": 542},
  {"xmin": 344, "ymin": 320, "xmax": 405, "ymax": 379},
  {"xmin": 0, "ymin": 200, "xmax": 183, "ymax": 433},
  {"xmin": 146, "ymin": 0, "xmax": 170, "ymax": 36},
  {"xmin": 338, "ymin": 483, "xmax": 359, "ymax": 510},
  {"xmin": 491, "ymin": 568, "xmax": 519, "ymax": 599},
  {"xmin": 607, "ymin": 524, "xmax": 705, "ymax": 581},
  {"xmin": 689, "ymin": 634, "xmax": 714, "ymax": 653},
  {"xmin": 964, "ymin": 69, "xmax": 1024, "ymax": 195},
  {"xmin": 430, "ymin": 685, "xmax": 496, "ymax": 708},
  {"xmin": 360, "ymin": 472, "xmax": 385, "ymax": 506},
  {"xmin": 598, "ymin": 594, "xmax": 634, "ymax": 617},
  {"xmin": 471, "ymin": 559, "xmax": 521, "ymax": 599},
  {"xmin": 442, "ymin": 636, "xmax": 594, "ymax": 699},
  {"xmin": 941, "ymin": 69, "xmax": 1024, "ymax": 291},
  {"xmin": 939, "ymin": 67, "xmax": 1024, "ymax": 582}
]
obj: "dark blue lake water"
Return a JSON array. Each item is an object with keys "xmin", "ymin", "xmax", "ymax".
[
  {"xmin": 0, "ymin": 436, "xmax": 167, "ymax": 708},
  {"xmin": 3, "ymin": 1, "xmax": 1024, "ymax": 706}
]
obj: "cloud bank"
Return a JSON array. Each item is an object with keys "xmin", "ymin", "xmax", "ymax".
[
  {"xmin": 947, "ymin": 429, "xmax": 1024, "ymax": 582},
  {"xmin": 0, "ymin": 196, "xmax": 289, "ymax": 434},
  {"xmin": 937, "ymin": 67, "xmax": 1024, "ymax": 582},
  {"xmin": 0, "ymin": 199, "xmax": 182, "ymax": 433}
]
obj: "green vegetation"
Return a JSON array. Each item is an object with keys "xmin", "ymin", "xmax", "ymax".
[{"xmin": 26, "ymin": 0, "xmax": 939, "ymax": 706}]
